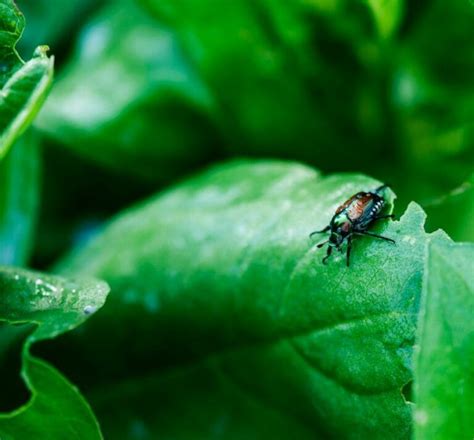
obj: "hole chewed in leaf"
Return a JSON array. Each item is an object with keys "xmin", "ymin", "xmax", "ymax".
[{"xmin": 401, "ymin": 379, "xmax": 414, "ymax": 404}]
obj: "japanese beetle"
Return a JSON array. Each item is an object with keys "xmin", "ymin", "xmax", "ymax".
[{"xmin": 310, "ymin": 184, "xmax": 395, "ymax": 267}]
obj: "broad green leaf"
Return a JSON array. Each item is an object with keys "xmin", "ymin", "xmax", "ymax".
[
  {"xmin": 0, "ymin": 0, "xmax": 54, "ymax": 158},
  {"xmin": 0, "ymin": 130, "xmax": 41, "ymax": 265},
  {"xmin": 143, "ymin": 0, "xmax": 384, "ymax": 169},
  {"xmin": 0, "ymin": 266, "xmax": 109, "ymax": 439},
  {"xmin": 88, "ymin": 359, "xmax": 318, "ymax": 440},
  {"xmin": 364, "ymin": 0, "xmax": 404, "ymax": 39},
  {"xmin": 36, "ymin": 0, "xmax": 219, "ymax": 182},
  {"xmin": 424, "ymin": 174, "xmax": 474, "ymax": 243},
  {"xmin": 414, "ymin": 237, "xmax": 474, "ymax": 439},
  {"xmin": 140, "ymin": 0, "xmax": 471, "ymax": 207},
  {"xmin": 51, "ymin": 160, "xmax": 445, "ymax": 439}
]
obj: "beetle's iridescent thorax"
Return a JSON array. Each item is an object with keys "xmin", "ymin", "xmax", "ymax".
[{"xmin": 327, "ymin": 213, "xmax": 352, "ymax": 246}]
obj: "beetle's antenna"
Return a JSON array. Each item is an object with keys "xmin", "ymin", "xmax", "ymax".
[{"xmin": 309, "ymin": 225, "xmax": 330, "ymax": 238}]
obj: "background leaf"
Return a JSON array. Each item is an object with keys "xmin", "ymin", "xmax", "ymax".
[
  {"xmin": 392, "ymin": 0, "xmax": 474, "ymax": 206},
  {"xmin": 424, "ymin": 174, "xmax": 474, "ymax": 242},
  {"xmin": 0, "ymin": 130, "xmax": 41, "ymax": 265},
  {"xmin": 137, "ymin": 0, "xmax": 473, "ymax": 211},
  {"xmin": 143, "ymin": 0, "xmax": 379, "ymax": 167},
  {"xmin": 364, "ymin": 0, "xmax": 404, "ymax": 39},
  {"xmin": 36, "ymin": 0, "xmax": 220, "ymax": 182},
  {"xmin": 0, "ymin": 265, "xmax": 109, "ymax": 439},
  {"xmin": 414, "ymin": 237, "xmax": 474, "ymax": 439},
  {"xmin": 42, "ymin": 160, "xmax": 444, "ymax": 439},
  {"xmin": 16, "ymin": 0, "xmax": 104, "ymax": 56}
]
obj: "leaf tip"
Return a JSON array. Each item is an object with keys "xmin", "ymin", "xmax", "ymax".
[
  {"xmin": 399, "ymin": 202, "xmax": 427, "ymax": 230},
  {"xmin": 33, "ymin": 45, "xmax": 50, "ymax": 58}
]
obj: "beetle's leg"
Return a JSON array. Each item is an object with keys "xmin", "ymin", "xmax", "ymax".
[
  {"xmin": 309, "ymin": 225, "xmax": 330, "ymax": 238},
  {"xmin": 316, "ymin": 240, "xmax": 328, "ymax": 248},
  {"xmin": 356, "ymin": 231, "xmax": 395, "ymax": 243},
  {"xmin": 346, "ymin": 236, "xmax": 352, "ymax": 267},
  {"xmin": 322, "ymin": 246, "xmax": 332, "ymax": 265},
  {"xmin": 374, "ymin": 214, "xmax": 395, "ymax": 221}
]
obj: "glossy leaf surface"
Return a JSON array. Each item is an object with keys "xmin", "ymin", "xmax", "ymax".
[
  {"xmin": 0, "ymin": 266, "xmax": 109, "ymax": 439},
  {"xmin": 53, "ymin": 160, "xmax": 440, "ymax": 439}
]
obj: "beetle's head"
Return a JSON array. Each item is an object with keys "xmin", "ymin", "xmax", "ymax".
[
  {"xmin": 329, "ymin": 231, "xmax": 343, "ymax": 247},
  {"xmin": 329, "ymin": 219, "xmax": 351, "ymax": 247}
]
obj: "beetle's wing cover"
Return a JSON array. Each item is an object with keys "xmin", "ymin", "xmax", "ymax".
[
  {"xmin": 347, "ymin": 193, "xmax": 383, "ymax": 224},
  {"xmin": 335, "ymin": 193, "xmax": 361, "ymax": 214}
]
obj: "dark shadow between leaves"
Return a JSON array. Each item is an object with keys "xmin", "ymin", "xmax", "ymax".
[
  {"xmin": 401, "ymin": 379, "xmax": 414, "ymax": 404},
  {"xmin": 0, "ymin": 321, "xmax": 36, "ymax": 412}
]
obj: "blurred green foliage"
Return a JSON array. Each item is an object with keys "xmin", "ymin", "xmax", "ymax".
[
  {"xmin": 36, "ymin": 0, "xmax": 221, "ymax": 181},
  {"xmin": 28, "ymin": 0, "xmax": 473, "ymax": 251},
  {"xmin": 424, "ymin": 173, "xmax": 474, "ymax": 242},
  {"xmin": 0, "ymin": 130, "xmax": 40, "ymax": 265},
  {"xmin": 17, "ymin": 0, "xmax": 103, "ymax": 56},
  {"xmin": 1, "ymin": 0, "xmax": 473, "ymax": 438}
]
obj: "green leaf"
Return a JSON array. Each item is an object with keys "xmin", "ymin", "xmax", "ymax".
[
  {"xmin": 392, "ymin": 0, "xmax": 474, "ymax": 200},
  {"xmin": 414, "ymin": 237, "xmax": 474, "ymax": 439},
  {"xmin": 0, "ymin": 130, "xmax": 41, "ymax": 265},
  {"xmin": 52, "ymin": 160, "xmax": 441, "ymax": 439},
  {"xmin": 36, "ymin": 0, "xmax": 218, "ymax": 182},
  {"xmin": 135, "ymin": 0, "xmax": 472, "ymax": 207},
  {"xmin": 0, "ymin": 265, "xmax": 109, "ymax": 439},
  {"xmin": 424, "ymin": 174, "xmax": 474, "ymax": 242},
  {"xmin": 141, "ymin": 0, "xmax": 392, "ymax": 173},
  {"xmin": 364, "ymin": 0, "xmax": 404, "ymax": 39},
  {"xmin": 0, "ymin": 0, "xmax": 54, "ymax": 158}
]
